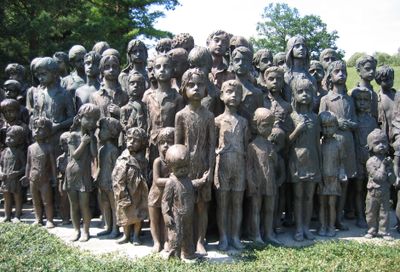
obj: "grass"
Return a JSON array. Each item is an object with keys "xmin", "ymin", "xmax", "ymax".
[
  {"xmin": 1, "ymin": 223, "xmax": 400, "ymax": 271},
  {"xmin": 346, "ymin": 66, "xmax": 400, "ymax": 91}
]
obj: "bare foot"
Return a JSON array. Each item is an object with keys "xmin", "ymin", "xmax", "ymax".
[
  {"xmin": 46, "ymin": 221, "xmax": 55, "ymax": 229},
  {"xmin": 80, "ymin": 232, "xmax": 90, "ymax": 242},
  {"xmin": 151, "ymin": 243, "xmax": 162, "ymax": 253},
  {"xmin": 218, "ymin": 236, "xmax": 228, "ymax": 251},
  {"xmin": 97, "ymin": 229, "xmax": 111, "ymax": 237},
  {"xmin": 231, "ymin": 237, "xmax": 245, "ymax": 250},
  {"xmin": 70, "ymin": 231, "xmax": 81, "ymax": 242}
]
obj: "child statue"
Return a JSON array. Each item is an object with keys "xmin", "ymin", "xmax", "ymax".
[
  {"xmin": 0, "ymin": 126, "xmax": 26, "ymax": 223},
  {"xmin": 4, "ymin": 63, "xmax": 29, "ymax": 103},
  {"xmin": 75, "ymin": 51, "xmax": 101, "ymax": 110},
  {"xmin": 319, "ymin": 48, "xmax": 338, "ymax": 72},
  {"xmin": 149, "ymin": 127, "xmax": 174, "ymax": 253},
  {"xmin": 365, "ymin": 129, "xmax": 395, "ymax": 240},
  {"xmin": 62, "ymin": 45, "xmax": 87, "ymax": 96},
  {"xmin": 96, "ymin": 117, "xmax": 122, "ymax": 238},
  {"xmin": 263, "ymin": 66, "xmax": 292, "ymax": 133},
  {"xmin": 113, "ymin": 127, "xmax": 149, "ymax": 245},
  {"xmin": 119, "ymin": 39, "xmax": 149, "ymax": 92},
  {"xmin": 56, "ymin": 132, "xmax": 71, "ymax": 225},
  {"xmin": 246, "ymin": 107, "xmax": 281, "ymax": 245},
  {"xmin": 168, "ymin": 47, "xmax": 189, "ymax": 90},
  {"xmin": 162, "ymin": 144, "xmax": 207, "ymax": 261},
  {"xmin": 31, "ymin": 57, "xmax": 75, "ymax": 157},
  {"xmin": 53, "ymin": 52, "xmax": 70, "ymax": 78},
  {"xmin": 288, "ymin": 77, "xmax": 321, "ymax": 241},
  {"xmin": 120, "ymin": 71, "xmax": 147, "ymax": 148},
  {"xmin": 318, "ymin": 111, "xmax": 347, "ymax": 237},
  {"xmin": 187, "ymin": 46, "xmax": 223, "ymax": 116},
  {"xmin": 308, "ymin": 60, "xmax": 327, "ymax": 113},
  {"xmin": 26, "ymin": 117, "xmax": 57, "ymax": 228},
  {"xmin": 207, "ymin": 30, "xmax": 235, "ymax": 90},
  {"xmin": 252, "ymin": 49, "xmax": 273, "ymax": 88},
  {"xmin": 215, "ymin": 80, "xmax": 249, "ymax": 250},
  {"xmin": 352, "ymin": 55, "xmax": 378, "ymax": 120},
  {"xmin": 175, "ymin": 68, "xmax": 216, "ymax": 255},
  {"xmin": 92, "ymin": 41, "xmax": 110, "ymax": 56},
  {"xmin": 351, "ymin": 87, "xmax": 378, "ymax": 228},
  {"xmin": 63, "ymin": 104, "xmax": 100, "ymax": 242},
  {"xmin": 143, "ymin": 54, "xmax": 184, "ymax": 164},
  {"xmin": 375, "ymin": 65, "xmax": 396, "ymax": 141},
  {"xmin": 89, "ymin": 55, "xmax": 128, "ymax": 118},
  {"xmin": 284, "ymin": 35, "xmax": 316, "ymax": 103},
  {"xmin": 319, "ymin": 60, "xmax": 358, "ymax": 230},
  {"xmin": 231, "ymin": 46, "xmax": 263, "ymax": 132}
]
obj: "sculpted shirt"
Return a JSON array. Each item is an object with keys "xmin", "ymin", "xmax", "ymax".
[
  {"xmin": 143, "ymin": 88, "xmax": 184, "ymax": 144},
  {"xmin": 89, "ymin": 85, "xmax": 129, "ymax": 118}
]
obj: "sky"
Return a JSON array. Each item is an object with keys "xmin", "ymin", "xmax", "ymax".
[{"xmin": 152, "ymin": 0, "xmax": 400, "ymax": 59}]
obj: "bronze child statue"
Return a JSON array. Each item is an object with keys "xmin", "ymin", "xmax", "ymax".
[
  {"xmin": 246, "ymin": 107, "xmax": 281, "ymax": 245},
  {"xmin": 26, "ymin": 117, "xmax": 57, "ymax": 228},
  {"xmin": 365, "ymin": 129, "xmax": 395, "ymax": 240},
  {"xmin": 162, "ymin": 144, "xmax": 207, "ymax": 261},
  {"xmin": 0, "ymin": 126, "xmax": 26, "ymax": 223},
  {"xmin": 214, "ymin": 80, "xmax": 249, "ymax": 250},
  {"xmin": 175, "ymin": 68, "xmax": 216, "ymax": 255},
  {"xmin": 96, "ymin": 117, "xmax": 122, "ymax": 238},
  {"xmin": 149, "ymin": 127, "xmax": 175, "ymax": 253}
]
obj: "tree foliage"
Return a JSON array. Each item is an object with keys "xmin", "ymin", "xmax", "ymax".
[
  {"xmin": 250, "ymin": 3, "xmax": 343, "ymax": 59},
  {"xmin": 347, "ymin": 51, "xmax": 400, "ymax": 67},
  {"xmin": 0, "ymin": 0, "xmax": 179, "ymax": 72}
]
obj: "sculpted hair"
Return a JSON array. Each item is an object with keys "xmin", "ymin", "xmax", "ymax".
[
  {"xmin": 319, "ymin": 48, "xmax": 338, "ymax": 62},
  {"xmin": 84, "ymin": 51, "xmax": 101, "ymax": 66},
  {"xmin": 206, "ymin": 30, "xmax": 230, "ymax": 46},
  {"xmin": 221, "ymin": 79, "xmax": 243, "ymax": 95},
  {"xmin": 70, "ymin": 103, "xmax": 101, "ymax": 131},
  {"xmin": 165, "ymin": 144, "xmax": 189, "ymax": 167},
  {"xmin": 68, "ymin": 45, "xmax": 87, "ymax": 61},
  {"xmin": 35, "ymin": 57, "xmax": 59, "ymax": 73},
  {"xmin": 157, "ymin": 127, "xmax": 175, "ymax": 143},
  {"xmin": 92, "ymin": 41, "xmax": 110, "ymax": 55},
  {"xmin": 253, "ymin": 107, "xmax": 274, "ymax": 129},
  {"xmin": 127, "ymin": 39, "xmax": 148, "ymax": 59},
  {"xmin": 155, "ymin": 38, "xmax": 172, "ymax": 53},
  {"xmin": 285, "ymin": 35, "xmax": 310, "ymax": 70},
  {"xmin": 232, "ymin": 46, "xmax": 253, "ymax": 62},
  {"xmin": 0, "ymin": 98, "xmax": 20, "ymax": 112},
  {"xmin": 319, "ymin": 111, "xmax": 338, "ymax": 126},
  {"xmin": 355, "ymin": 55, "xmax": 377, "ymax": 70},
  {"xmin": 253, "ymin": 49, "xmax": 273, "ymax": 69},
  {"xmin": 188, "ymin": 46, "xmax": 213, "ymax": 72},
  {"xmin": 99, "ymin": 55, "xmax": 120, "ymax": 73},
  {"xmin": 3, "ymin": 80, "xmax": 22, "ymax": 92},
  {"xmin": 325, "ymin": 60, "xmax": 347, "ymax": 91},
  {"xmin": 351, "ymin": 86, "xmax": 372, "ymax": 101},
  {"xmin": 375, "ymin": 65, "xmax": 394, "ymax": 84},
  {"xmin": 367, "ymin": 128, "xmax": 387, "ymax": 151},
  {"xmin": 264, "ymin": 66, "xmax": 284, "ymax": 79},
  {"xmin": 172, "ymin": 33, "xmax": 194, "ymax": 52},
  {"xmin": 126, "ymin": 127, "xmax": 148, "ymax": 148},
  {"xmin": 99, "ymin": 117, "xmax": 122, "ymax": 139},
  {"xmin": 5, "ymin": 63, "xmax": 25, "ymax": 76},
  {"xmin": 33, "ymin": 116, "xmax": 53, "ymax": 135},
  {"xmin": 6, "ymin": 125, "xmax": 26, "ymax": 143},
  {"xmin": 180, "ymin": 68, "xmax": 208, "ymax": 100},
  {"xmin": 53, "ymin": 52, "xmax": 69, "ymax": 66}
]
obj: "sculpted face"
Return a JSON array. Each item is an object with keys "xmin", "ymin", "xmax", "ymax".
[
  {"xmin": 258, "ymin": 52, "xmax": 273, "ymax": 72},
  {"xmin": 232, "ymin": 51, "xmax": 251, "ymax": 76},
  {"xmin": 185, "ymin": 74, "xmax": 206, "ymax": 102},
  {"xmin": 102, "ymin": 58, "xmax": 120, "ymax": 81},
  {"xmin": 154, "ymin": 56, "xmax": 172, "ymax": 82},
  {"xmin": 258, "ymin": 119, "xmax": 273, "ymax": 139},
  {"xmin": 294, "ymin": 85, "xmax": 312, "ymax": 105},
  {"xmin": 36, "ymin": 67, "xmax": 56, "ymax": 86},
  {"xmin": 128, "ymin": 77, "xmax": 145, "ymax": 99},
  {"xmin": 309, "ymin": 65, "xmax": 325, "ymax": 83},
  {"xmin": 322, "ymin": 121, "xmax": 337, "ymax": 138},
  {"xmin": 221, "ymin": 84, "xmax": 242, "ymax": 107},
  {"xmin": 358, "ymin": 61, "xmax": 376, "ymax": 81},
  {"xmin": 264, "ymin": 71, "xmax": 283, "ymax": 93},
  {"xmin": 129, "ymin": 47, "xmax": 146, "ymax": 64},
  {"xmin": 331, "ymin": 65, "xmax": 347, "ymax": 85},
  {"xmin": 371, "ymin": 136, "xmax": 388, "ymax": 155},
  {"xmin": 321, "ymin": 52, "xmax": 337, "ymax": 71},
  {"xmin": 292, "ymin": 41, "xmax": 307, "ymax": 59},
  {"xmin": 73, "ymin": 54, "xmax": 85, "ymax": 73},
  {"xmin": 84, "ymin": 55, "xmax": 100, "ymax": 77},
  {"xmin": 355, "ymin": 92, "xmax": 371, "ymax": 113},
  {"xmin": 208, "ymin": 34, "xmax": 229, "ymax": 57}
]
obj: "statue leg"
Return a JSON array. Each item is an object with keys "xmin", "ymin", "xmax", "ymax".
[
  {"xmin": 67, "ymin": 190, "xmax": 81, "ymax": 241},
  {"xmin": 79, "ymin": 192, "xmax": 91, "ymax": 242},
  {"xmin": 117, "ymin": 225, "xmax": 131, "ymax": 244},
  {"xmin": 293, "ymin": 182, "xmax": 304, "ymax": 241},
  {"xmin": 327, "ymin": 195, "xmax": 337, "ymax": 237},
  {"xmin": 263, "ymin": 195, "xmax": 280, "ymax": 245},
  {"xmin": 41, "ymin": 183, "xmax": 54, "ymax": 228},
  {"xmin": 107, "ymin": 190, "xmax": 120, "ymax": 238},
  {"xmin": 132, "ymin": 221, "xmax": 142, "ymax": 245},
  {"xmin": 97, "ymin": 189, "xmax": 112, "ymax": 236},
  {"xmin": 1, "ymin": 192, "xmax": 12, "ymax": 222},
  {"xmin": 149, "ymin": 206, "xmax": 163, "ymax": 252},
  {"xmin": 216, "ymin": 190, "xmax": 229, "ymax": 251},
  {"xmin": 249, "ymin": 195, "xmax": 263, "ymax": 244},
  {"xmin": 231, "ymin": 190, "xmax": 245, "ymax": 249},
  {"xmin": 336, "ymin": 182, "xmax": 349, "ymax": 230},
  {"xmin": 195, "ymin": 200, "xmax": 208, "ymax": 255},
  {"xmin": 30, "ymin": 182, "xmax": 43, "ymax": 225},
  {"xmin": 14, "ymin": 191, "xmax": 23, "ymax": 221},
  {"xmin": 303, "ymin": 181, "xmax": 316, "ymax": 240},
  {"xmin": 355, "ymin": 178, "xmax": 367, "ymax": 228},
  {"xmin": 318, "ymin": 195, "xmax": 327, "ymax": 236}
]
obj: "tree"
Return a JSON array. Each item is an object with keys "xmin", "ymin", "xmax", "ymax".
[
  {"xmin": 250, "ymin": 3, "xmax": 343, "ymax": 59},
  {"xmin": 346, "ymin": 52, "xmax": 366, "ymax": 67},
  {"xmin": 0, "ymin": 0, "xmax": 179, "ymax": 73}
]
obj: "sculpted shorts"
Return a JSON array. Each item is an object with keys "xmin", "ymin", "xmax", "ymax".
[{"xmin": 215, "ymin": 152, "xmax": 245, "ymax": 192}]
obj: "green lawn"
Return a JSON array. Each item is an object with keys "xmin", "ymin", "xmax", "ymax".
[
  {"xmin": 0, "ymin": 223, "xmax": 399, "ymax": 272},
  {"xmin": 346, "ymin": 66, "xmax": 400, "ymax": 91}
]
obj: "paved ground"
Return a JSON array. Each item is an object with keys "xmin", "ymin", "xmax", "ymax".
[{"xmin": 2, "ymin": 203, "xmax": 400, "ymax": 262}]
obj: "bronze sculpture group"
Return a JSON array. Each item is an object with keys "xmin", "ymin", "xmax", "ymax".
[{"xmin": 1, "ymin": 30, "xmax": 399, "ymax": 262}]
